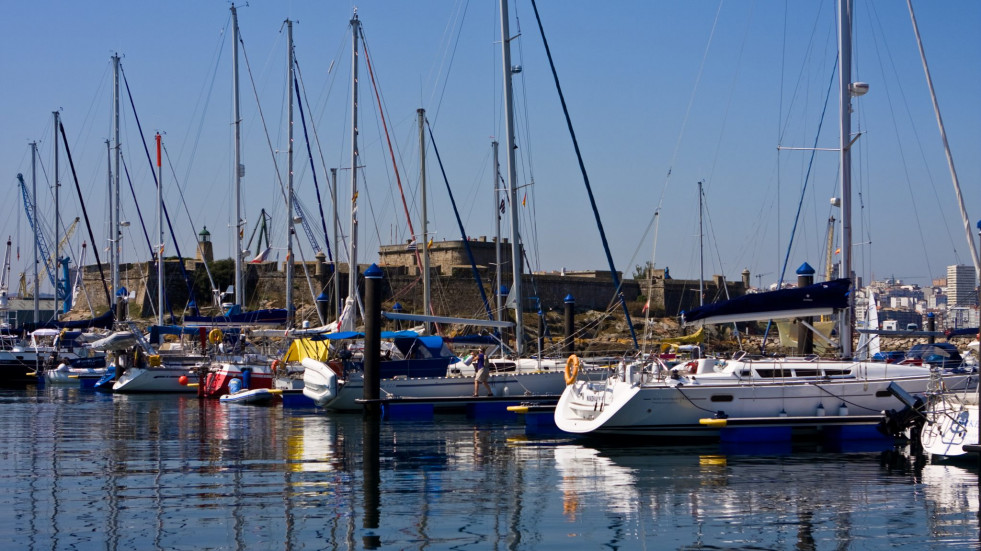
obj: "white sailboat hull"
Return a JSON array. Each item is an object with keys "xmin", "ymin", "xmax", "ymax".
[
  {"xmin": 555, "ymin": 358, "xmax": 976, "ymax": 438},
  {"xmin": 44, "ymin": 364, "xmax": 106, "ymax": 385},
  {"xmin": 113, "ymin": 366, "xmax": 199, "ymax": 393},
  {"xmin": 921, "ymin": 394, "xmax": 979, "ymax": 458},
  {"xmin": 306, "ymin": 368, "xmax": 568, "ymax": 412}
]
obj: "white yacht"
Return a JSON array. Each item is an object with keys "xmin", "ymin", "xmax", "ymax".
[{"xmin": 554, "ymin": 280, "xmax": 977, "ymax": 438}]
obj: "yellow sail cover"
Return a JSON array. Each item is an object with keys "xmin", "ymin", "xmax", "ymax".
[
  {"xmin": 283, "ymin": 338, "xmax": 331, "ymax": 363},
  {"xmin": 659, "ymin": 327, "xmax": 705, "ymax": 346}
]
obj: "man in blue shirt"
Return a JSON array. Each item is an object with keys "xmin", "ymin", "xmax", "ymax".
[{"xmin": 472, "ymin": 348, "xmax": 492, "ymax": 397}]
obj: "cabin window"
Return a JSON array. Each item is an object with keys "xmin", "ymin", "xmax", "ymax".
[
  {"xmin": 753, "ymin": 369, "xmax": 790, "ymax": 378},
  {"xmin": 794, "ymin": 369, "xmax": 820, "ymax": 377},
  {"xmin": 710, "ymin": 395, "xmax": 734, "ymax": 402},
  {"xmin": 822, "ymin": 369, "xmax": 851, "ymax": 377}
]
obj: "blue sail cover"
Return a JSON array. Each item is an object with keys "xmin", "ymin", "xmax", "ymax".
[
  {"xmin": 945, "ymin": 327, "xmax": 980, "ymax": 338},
  {"xmin": 313, "ymin": 330, "xmax": 421, "ymax": 341},
  {"xmin": 18, "ymin": 309, "xmax": 115, "ymax": 332},
  {"xmin": 682, "ymin": 278, "xmax": 851, "ymax": 326}
]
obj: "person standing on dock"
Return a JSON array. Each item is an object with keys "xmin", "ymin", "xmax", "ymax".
[{"xmin": 473, "ymin": 349, "xmax": 492, "ymax": 397}]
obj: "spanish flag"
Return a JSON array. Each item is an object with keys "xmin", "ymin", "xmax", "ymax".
[{"xmin": 522, "ymin": 192, "xmax": 527, "ymax": 207}]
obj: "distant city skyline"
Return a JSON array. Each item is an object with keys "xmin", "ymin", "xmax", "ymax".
[{"xmin": 2, "ymin": 1, "xmax": 979, "ymax": 302}]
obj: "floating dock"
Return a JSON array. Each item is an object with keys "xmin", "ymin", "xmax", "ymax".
[{"xmin": 356, "ymin": 394, "xmax": 562, "ymax": 420}]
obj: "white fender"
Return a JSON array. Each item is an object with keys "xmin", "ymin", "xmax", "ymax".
[{"xmin": 301, "ymin": 357, "xmax": 337, "ymax": 407}]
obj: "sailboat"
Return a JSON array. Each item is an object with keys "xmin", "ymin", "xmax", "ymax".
[
  {"xmin": 553, "ymin": 0, "xmax": 978, "ymax": 439},
  {"xmin": 108, "ymin": 110, "xmax": 202, "ymax": 393},
  {"xmin": 905, "ymin": 0, "xmax": 981, "ymax": 459},
  {"xmin": 197, "ymin": 6, "xmax": 285, "ymax": 399},
  {"xmin": 0, "ymin": 237, "xmax": 57, "ymax": 386},
  {"xmin": 919, "ymin": 359, "xmax": 978, "ymax": 458}
]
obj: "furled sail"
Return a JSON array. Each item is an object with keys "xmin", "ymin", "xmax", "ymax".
[{"xmin": 681, "ymin": 278, "xmax": 851, "ymax": 327}]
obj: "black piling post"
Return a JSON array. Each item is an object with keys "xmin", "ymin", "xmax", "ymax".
[
  {"xmin": 392, "ymin": 302, "xmax": 403, "ymax": 331},
  {"xmin": 563, "ymin": 294, "xmax": 575, "ymax": 356},
  {"xmin": 926, "ymin": 312, "xmax": 935, "ymax": 344},
  {"xmin": 362, "ymin": 412, "xmax": 381, "ymax": 549},
  {"xmin": 363, "ymin": 263, "xmax": 383, "ymax": 415},
  {"xmin": 115, "ymin": 289, "xmax": 127, "ymax": 323},
  {"xmin": 361, "ymin": 264, "xmax": 383, "ymax": 548},
  {"xmin": 796, "ymin": 263, "xmax": 815, "ymax": 355},
  {"xmin": 316, "ymin": 292, "xmax": 329, "ymax": 325},
  {"xmin": 537, "ymin": 314, "xmax": 545, "ymax": 355},
  {"xmin": 314, "ymin": 251, "xmax": 330, "ymax": 324}
]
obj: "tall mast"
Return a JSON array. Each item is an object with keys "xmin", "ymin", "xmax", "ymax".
[
  {"xmin": 348, "ymin": 12, "xmax": 361, "ymax": 309},
  {"xmin": 698, "ymin": 180, "xmax": 704, "ymax": 307},
  {"xmin": 500, "ymin": 0, "xmax": 523, "ymax": 355},
  {"xmin": 112, "ymin": 54, "xmax": 122, "ymax": 317},
  {"xmin": 31, "ymin": 142, "xmax": 39, "ymax": 323},
  {"xmin": 838, "ymin": 0, "xmax": 854, "ymax": 357},
  {"xmin": 493, "ymin": 140, "xmax": 502, "ymax": 322},
  {"xmin": 231, "ymin": 4, "xmax": 244, "ymax": 308},
  {"xmin": 53, "ymin": 111, "xmax": 60, "ymax": 318},
  {"xmin": 418, "ymin": 108, "xmax": 430, "ymax": 332},
  {"xmin": 105, "ymin": 139, "xmax": 111, "ymax": 310},
  {"xmin": 286, "ymin": 19, "xmax": 295, "ymax": 329},
  {"xmin": 156, "ymin": 133, "xmax": 164, "ymax": 326},
  {"xmin": 906, "ymin": 0, "xmax": 981, "ymax": 286}
]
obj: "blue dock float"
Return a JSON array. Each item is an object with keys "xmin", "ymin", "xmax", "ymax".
[
  {"xmin": 506, "ymin": 403, "xmax": 564, "ymax": 435},
  {"xmin": 358, "ymin": 395, "xmax": 561, "ymax": 421},
  {"xmin": 280, "ymin": 389, "xmax": 317, "ymax": 409},
  {"xmin": 701, "ymin": 414, "xmax": 891, "ymax": 446},
  {"xmin": 719, "ymin": 426, "xmax": 793, "ymax": 444},
  {"xmin": 466, "ymin": 400, "xmax": 521, "ymax": 420}
]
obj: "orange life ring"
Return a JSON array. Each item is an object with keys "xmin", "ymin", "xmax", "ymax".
[
  {"xmin": 685, "ymin": 360, "xmax": 698, "ymax": 374},
  {"xmin": 564, "ymin": 354, "xmax": 581, "ymax": 385},
  {"xmin": 271, "ymin": 359, "xmax": 281, "ymax": 373}
]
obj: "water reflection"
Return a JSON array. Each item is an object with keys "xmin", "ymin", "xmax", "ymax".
[
  {"xmin": 547, "ymin": 440, "xmax": 981, "ymax": 550},
  {"xmin": 362, "ymin": 413, "xmax": 381, "ymax": 549},
  {"xmin": 554, "ymin": 445, "xmax": 639, "ymax": 521},
  {"xmin": 0, "ymin": 388, "xmax": 978, "ymax": 549}
]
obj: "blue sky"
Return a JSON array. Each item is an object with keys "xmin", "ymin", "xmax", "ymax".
[{"xmin": 2, "ymin": 1, "xmax": 979, "ymax": 301}]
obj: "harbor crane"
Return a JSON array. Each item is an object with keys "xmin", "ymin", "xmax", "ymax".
[{"xmin": 16, "ymin": 173, "xmax": 72, "ymax": 307}]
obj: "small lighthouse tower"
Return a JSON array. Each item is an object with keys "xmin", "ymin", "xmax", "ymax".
[{"xmin": 196, "ymin": 226, "xmax": 214, "ymax": 264}]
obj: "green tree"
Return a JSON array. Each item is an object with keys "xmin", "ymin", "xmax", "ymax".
[
  {"xmin": 193, "ymin": 259, "xmax": 235, "ymax": 309},
  {"xmin": 633, "ymin": 261, "xmax": 655, "ymax": 280}
]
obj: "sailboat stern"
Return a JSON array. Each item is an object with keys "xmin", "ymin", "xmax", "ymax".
[
  {"xmin": 554, "ymin": 377, "xmax": 642, "ymax": 434},
  {"xmin": 301, "ymin": 357, "xmax": 338, "ymax": 407}
]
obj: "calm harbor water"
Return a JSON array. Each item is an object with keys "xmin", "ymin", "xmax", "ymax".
[{"xmin": 0, "ymin": 386, "xmax": 978, "ymax": 550}]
